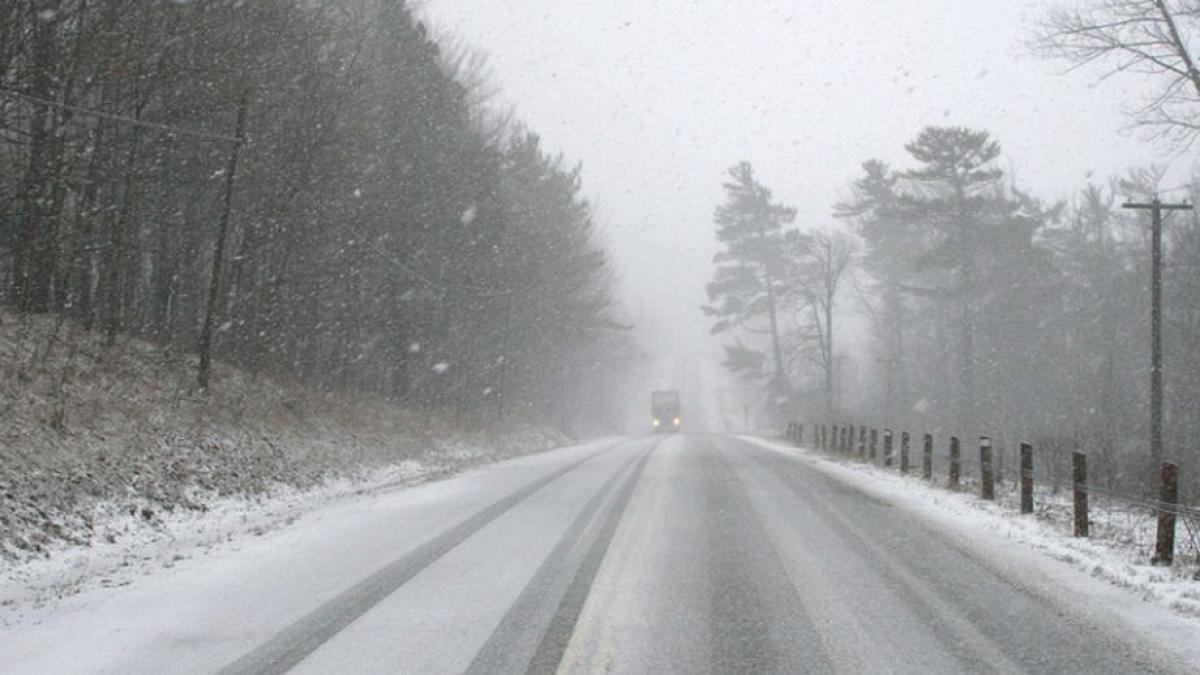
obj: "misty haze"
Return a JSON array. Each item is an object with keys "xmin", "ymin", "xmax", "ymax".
[{"xmin": 2, "ymin": 1, "xmax": 1200, "ymax": 673}]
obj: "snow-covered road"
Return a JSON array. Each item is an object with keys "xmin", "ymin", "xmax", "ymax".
[{"xmin": 1, "ymin": 435, "xmax": 1195, "ymax": 674}]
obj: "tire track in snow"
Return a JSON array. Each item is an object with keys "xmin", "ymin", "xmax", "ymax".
[
  {"xmin": 524, "ymin": 442, "xmax": 655, "ymax": 674},
  {"xmin": 217, "ymin": 442, "xmax": 619, "ymax": 675},
  {"xmin": 463, "ymin": 440, "xmax": 657, "ymax": 675}
]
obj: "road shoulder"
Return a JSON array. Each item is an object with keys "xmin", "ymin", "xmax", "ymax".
[{"xmin": 741, "ymin": 435, "xmax": 1200, "ymax": 670}]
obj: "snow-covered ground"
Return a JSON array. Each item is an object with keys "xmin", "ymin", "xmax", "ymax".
[
  {"xmin": 0, "ymin": 438, "xmax": 619, "ymax": 674},
  {"xmin": 0, "ymin": 310, "xmax": 575, "ymax": 614},
  {"xmin": 0, "ymin": 430, "xmax": 580, "ymax": 622},
  {"xmin": 745, "ymin": 436, "xmax": 1200, "ymax": 661},
  {"xmin": 3, "ymin": 433, "xmax": 1196, "ymax": 673}
]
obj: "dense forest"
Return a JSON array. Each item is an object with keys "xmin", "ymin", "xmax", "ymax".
[
  {"xmin": 0, "ymin": 0, "xmax": 629, "ymax": 431},
  {"xmin": 710, "ymin": 128, "xmax": 1200, "ymax": 494},
  {"xmin": 706, "ymin": 0, "xmax": 1200, "ymax": 494},
  {"xmin": 835, "ymin": 132, "xmax": 1190, "ymax": 492}
]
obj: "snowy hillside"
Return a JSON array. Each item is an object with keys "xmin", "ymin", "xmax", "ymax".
[{"xmin": 0, "ymin": 311, "xmax": 568, "ymax": 574}]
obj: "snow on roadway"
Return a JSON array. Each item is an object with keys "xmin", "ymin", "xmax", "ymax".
[
  {"xmin": 1, "ymin": 460, "xmax": 430, "ymax": 616},
  {"xmin": 6, "ymin": 432, "xmax": 1199, "ymax": 673},
  {"xmin": 743, "ymin": 436, "xmax": 1200, "ymax": 666},
  {"xmin": 0, "ymin": 429, "xmax": 580, "ymax": 618},
  {"xmin": 0, "ymin": 438, "xmax": 620, "ymax": 674}
]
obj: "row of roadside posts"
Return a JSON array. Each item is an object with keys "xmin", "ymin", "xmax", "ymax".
[{"xmin": 783, "ymin": 421, "xmax": 1183, "ymax": 566}]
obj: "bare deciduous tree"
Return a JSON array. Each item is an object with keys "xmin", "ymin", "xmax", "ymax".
[
  {"xmin": 1035, "ymin": 0, "xmax": 1200, "ymax": 147},
  {"xmin": 791, "ymin": 229, "xmax": 857, "ymax": 417}
]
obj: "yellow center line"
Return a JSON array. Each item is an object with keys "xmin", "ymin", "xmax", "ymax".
[{"xmin": 557, "ymin": 441, "xmax": 665, "ymax": 674}]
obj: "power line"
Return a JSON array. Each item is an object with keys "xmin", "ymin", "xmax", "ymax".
[
  {"xmin": 1156, "ymin": 182, "xmax": 1194, "ymax": 194},
  {"xmin": 0, "ymin": 87, "xmax": 239, "ymax": 144}
]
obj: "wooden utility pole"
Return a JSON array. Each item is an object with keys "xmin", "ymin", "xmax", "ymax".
[
  {"xmin": 833, "ymin": 354, "xmax": 848, "ymax": 411},
  {"xmin": 198, "ymin": 89, "xmax": 250, "ymax": 390},
  {"xmin": 876, "ymin": 356, "xmax": 896, "ymax": 429},
  {"xmin": 1122, "ymin": 197, "xmax": 1192, "ymax": 479}
]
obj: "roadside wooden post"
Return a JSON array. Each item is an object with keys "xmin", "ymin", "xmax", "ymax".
[
  {"xmin": 858, "ymin": 426, "xmax": 866, "ymax": 458},
  {"xmin": 1153, "ymin": 462, "xmax": 1179, "ymax": 565},
  {"xmin": 949, "ymin": 436, "xmax": 960, "ymax": 489},
  {"xmin": 1020, "ymin": 442, "xmax": 1033, "ymax": 514},
  {"xmin": 869, "ymin": 428, "xmax": 878, "ymax": 461},
  {"xmin": 900, "ymin": 431, "xmax": 910, "ymax": 475},
  {"xmin": 840, "ymin": 425, "xmax": 848, "ymax": 453},
  {"xmin": 1073, "ymin": 451, "xmax": 1089, "ymax": 537},
  {"xmin": 995, "ymin": 440, "xmax": 1004, "ymax": 486},
  {"xmin": 923, "ymin": 433, "xmax": 933, "ymax": 480},
  {"xmin": 883, "ymin": 429, "xmax": 894, "ymax": 467},
  {"xmin": 796, "ymin": 423, "xmax": 803, "ymax": 447},
  {"xmin": 980, "ymin": 436, "xmax": 994, "ymax": 500}
]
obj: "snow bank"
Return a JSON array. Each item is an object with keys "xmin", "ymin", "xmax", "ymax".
[{"xmin": 745, "ymin": 436, "xmax": 1200, "ymax": 660}]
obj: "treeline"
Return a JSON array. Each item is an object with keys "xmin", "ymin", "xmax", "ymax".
[
  {"xmin": 836, "ymin": 128, "xmax": 1191, "ymax": 490},
  {"xmin": 711, "ymin": 125, "xmax": 1200, "ymax": 492},
  {"xmin": 0, "ymin": 0, "xmax": 627, "ymax": 429},
  {"xmin": 711, "ymin": 0, "xmax": 1200, "ymax": 492}
]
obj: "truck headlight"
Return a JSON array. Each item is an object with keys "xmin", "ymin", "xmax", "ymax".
[
  {"xmin": 673, "ymin": 417, "xmax": 681, "ymax": 426},
  {"xmin": 652, "ymin": 419, "xmax": 660, "ymax": 427}
]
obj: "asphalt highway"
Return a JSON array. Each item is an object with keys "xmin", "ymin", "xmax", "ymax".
[
  {"xmin": 3, "ymin": 434, "xmax": 1189, "ymax": 674},
  {"xmin": 225, "ymin": 434, "xmax": 1185, "ymax": 674}
]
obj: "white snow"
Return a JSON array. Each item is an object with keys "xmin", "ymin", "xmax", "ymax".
[
  {"xmin": 744, "ymin": 436, "xmax": 1200, "ymax": 663},
  {"xmin": 0, "ymin": 461, "xmax": 427, "ymax": 617},
  {"xmin": 0, "ymin": 438, "xmax": 619, "ymax": 674}
]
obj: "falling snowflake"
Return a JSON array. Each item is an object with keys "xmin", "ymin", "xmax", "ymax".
[
  {"xmin": 409, "ymin": 342, "xmax": 421, "ymax": 353},
  {"xmin": 432, "ymin": 362, "xmax": 450, "ymax": 374},
  {"xmin": 460, "ymin": 204, "xmax": 478, "ymax": 226}
]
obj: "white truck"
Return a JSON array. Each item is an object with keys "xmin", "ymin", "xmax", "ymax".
[{"xmin": 651, "ymin": 390, "xmax": 682, "ymax": 433}]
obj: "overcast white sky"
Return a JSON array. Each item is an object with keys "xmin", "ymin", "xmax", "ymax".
[{"xmin": 422, "ymin": 0, "xmax": 1187, "ymax": 398}]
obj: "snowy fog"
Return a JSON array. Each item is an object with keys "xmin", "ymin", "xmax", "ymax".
[
  {"xmin": 3, "ymin": 0, "xmax": 1200, "ymax": 673},
  {"xmin": 426, "ymin": 0, "xmax": 1194, "ymax": 441}
]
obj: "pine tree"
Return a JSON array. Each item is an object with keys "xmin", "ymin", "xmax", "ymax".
[{"xmin": 704, "ymin": 161, "xmax": 799, "ymax": 407}]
